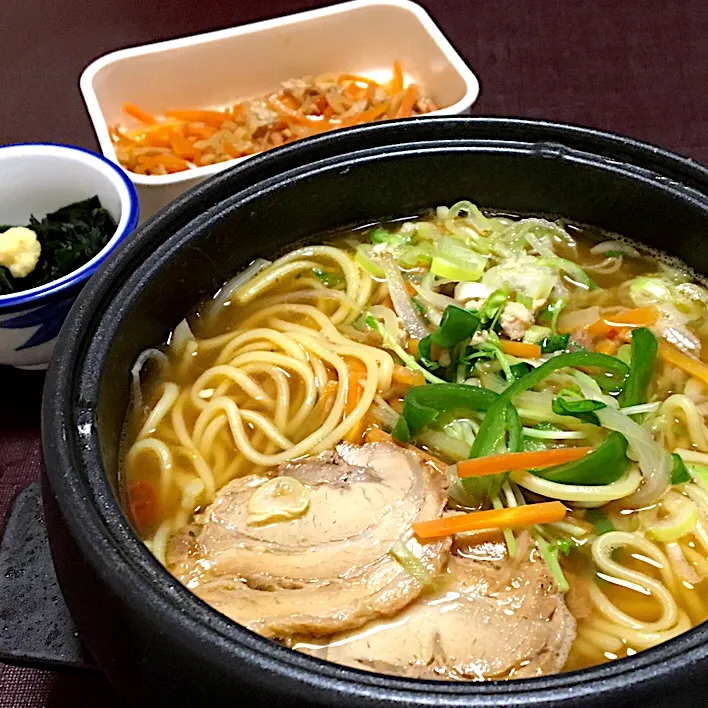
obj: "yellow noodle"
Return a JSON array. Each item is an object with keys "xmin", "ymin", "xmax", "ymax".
[
  {"xmin": 682, "ymin": 541, "xmax": 708, "ymax": 577},
  {"xmin": 189, "ymin": 365, "xmax": 275, "ymax": 411},
  {"xmin": 589, "ymin": 613, "xmax": 692, "ymax": 650},
  {"xmin": 214, "ymin": 328, "xmax": 308, "ymax": 364},
  {"xmin": 125, "ymin": 438, "xmax": 174, "ymax": 502},
  {"xmin": 150, "ymin": 520, "xmax": 172, "ymax": 566},
  {"xmin": 175, "ymin": 339, "xmax": 199, "ymax": 382},
  {"xmin": 570, "ymin": 636, "xmax": 602, "ymax": 660},
  {"xmin": 576, "ymin": 626, "xmax": 624, "ymax": 653},
  {"xmin": 232, "ymin": 259, "xmax": 324, "ymax": 303},
  {"xmin": 169, "ymin": 392, "xmax": 216, "ymax": 498},
  {"xmin": 590, "ymin": 532, "xmax": 678, "ymax": 633},
  {"xmin": 511, "ymin": 466, "xmax": 642, "ymax": 504},
  {"xmin": 137, "ymin": 382, "xmax": 180, "ymax": 440},
  {"xmin": 660, "ymin": 394, "xmax": 708, "ymax": 451},
  {"xmin": 232, "ymin": 246, "xmax": 365, "ymax": 324}
]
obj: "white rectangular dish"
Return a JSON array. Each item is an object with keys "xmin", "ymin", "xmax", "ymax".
[{"xmin": 80, "ymin": 0, "xmax": 480, "ymax": 219}]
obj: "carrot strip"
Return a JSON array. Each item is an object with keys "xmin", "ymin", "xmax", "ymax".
[
  {"xmin": 499, "ymin": 340, "xmax": 542, "ymax": 359},
  {"xmin": 137, "ymin": 154, "xmax": 191, "ymax": 173},
  {"xmin": 266, "ymin": 94, "xmax": 332, "ymax": 128},
  {"xmin": 123, "ymin": 103, "xmax": 157, "ymax": 125},
  {"xmin": 123, "ymin": 120, "xmax": 182, "ymax": 140},
  {"xmin": 164, "ymin": 109, "xmax": 230, "ymax": 127},
  {"xmin": 392, "ymin": 365, "xmax": 426, "ymax": 388},
  {"xmin": 127, "ymin": 481, "xmax": 159, "ymax": 532},
  {"xmin": 390, "ymin": 61, "xmax": 404, "ymax": 95},
  {"xmin": 595, "ymin": 339, "xmax": 619, "ymax": 356},
  {"xmin": 457, "ymin": 447, "xmax": 593, "ymax": 478},
  {"xmin": 396, "ymin": 85, "xmax": 419, "ymax": 118},
  {"xmin": 343, "ymin": 83, "xmax": 363, "ymax": 100},
  {"xmin": 406, "ymin": 338, "xmax": 420, "ymax": 357},
  {"xmin": 338, "ymin": 73, "xmax": 381, "ymax": 88},
  {"xmin": 345, "ymin": 357, "xmax": 367, "ymax": 375},
  {"xmin": 339, "ymin": 101, "xmax": 389, "ymax": 127},
  {"xmin": 343, "ymin": 358, "xmax": 367, "ymax": 443},
  {"xmin": 109, "ymin": 125, "xmax": 135, "ymax": 145},
  {"xmin": 658, "ymin": 340, "xmax": 708, "ymax": 386},
  {"xmin": 587, "ymin": 306, "xmax": 659, "ymax": 337},
  {"xmin": 365, "ymin": 426, "xmax": 392, "ymax": 444},
  {"xmin": 168, "ymin": 129, "xmax": 196, "ymax": 160},
  {"xmin": 389, "ymin": 399, "xmax": 405, "ymax": 415},
  {"xmin": 186, "ymin": 124, "xmax": 218, "ymax": 140},
  {"xmin": 413, "ymin": 501, "xmax": 567, "ymax": 540}
]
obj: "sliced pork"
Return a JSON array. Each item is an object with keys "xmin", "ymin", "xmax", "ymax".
[
  {"xmin": 167, "ymin": 442, "xmax": 450, "ymax": 639},
  {"xmin": 296, "ymin": 533, "xmax": 576, "ymax": 679}
]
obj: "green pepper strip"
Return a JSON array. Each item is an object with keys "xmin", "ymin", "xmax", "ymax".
[
  {"xmin": 429, "ymin": 306, "xmax": 480, "ymax": 349},
  {"xmin": 671, "ymin": 453, "xmax": 691, "ymax": 485},
  {"xmin": 392, "ymin": 384, "xmax": 523, "ymax": 500},
  {"xmin": 535, "ymin": 432, "xmax": 629, "ymax": 485},
  {"xmin": 585, "ymin": 507, "xmax": 615, "ymax": 535},
  {"xmin": 506, "ymin": 405, "xmax": 523, "ymax": 453},
  {"xmin": 470, "ymin": 352, "xmax": 630, "ymax": 458},
  {"xmin": 619, "ymin": 327, "xmax": 658, "ymax": 410},
  {"xmin": 392, "ymin": 384, "xmax": 497, "ymax": 441}
]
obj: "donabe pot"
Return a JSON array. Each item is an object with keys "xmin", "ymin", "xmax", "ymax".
[{"xmin": 42, "ymin": 118, "xmax": 708, "ymax": 707}]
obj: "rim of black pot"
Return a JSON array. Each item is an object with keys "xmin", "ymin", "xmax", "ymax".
[{"xmin": 43, "ymin": 117, "xmax": 708, "ymax": 707}]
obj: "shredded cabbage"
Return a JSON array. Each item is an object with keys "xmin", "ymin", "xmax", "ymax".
[{"xmin": 481, "ymin": 255, "xmax": 557, "ymax": 307}]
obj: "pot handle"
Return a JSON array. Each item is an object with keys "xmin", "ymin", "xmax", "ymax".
[{"xmin": 0, "ymin": 483, "xmax": 97, "ymax": 671}]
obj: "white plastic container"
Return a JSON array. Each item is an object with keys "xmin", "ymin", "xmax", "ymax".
[{"xmin": 80, "ymin": 0, "xmax": 479, "ymax": 219}]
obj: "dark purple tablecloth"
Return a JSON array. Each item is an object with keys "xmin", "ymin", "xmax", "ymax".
[{"xmin": 1, "ymin": 0, "xmax": 707, "ymax": 704}]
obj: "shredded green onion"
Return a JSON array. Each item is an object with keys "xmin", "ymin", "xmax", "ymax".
[
  {"xmin": 492, "ymin": 495, "xmax": 517, "ymax": 557},
  {"xmin": 389, "ymin": 540, "xmax": 434, "ymax": 587},
  {"xmin": 646, "ymin": 494, "xmax": 698, "ymax": 542},
  {"xmin": 534, "ymin": 532, "xmax": 570, "ymax": 592}
]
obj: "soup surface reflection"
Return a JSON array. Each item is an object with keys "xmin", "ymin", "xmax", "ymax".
[{"xmin": 122, "ymin": 203, "xmax": 708, "ymax": 679}]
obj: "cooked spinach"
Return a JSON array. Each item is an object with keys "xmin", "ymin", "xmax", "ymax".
[{"xmin": 0, "ymin": 196, "xmax": 116, "ymax": 295}]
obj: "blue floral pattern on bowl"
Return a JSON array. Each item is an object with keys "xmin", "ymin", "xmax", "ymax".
[{"xmin": 0, "ymin": 297, "xmax": 75, "ymax": 350}]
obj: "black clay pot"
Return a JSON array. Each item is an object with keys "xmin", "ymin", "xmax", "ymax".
[{"xmin": 42, "ymin": 118, "xmax": 708, "ymax": 707}]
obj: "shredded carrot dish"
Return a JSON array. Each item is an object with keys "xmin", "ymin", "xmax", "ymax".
[{"xmin": 110, "ymin": 62, "xmax": 437, "ymax": 176}]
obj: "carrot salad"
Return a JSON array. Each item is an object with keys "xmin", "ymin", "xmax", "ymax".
[{"xmin": 110, "ymin": 63, "xmax": 437, "ymax": 176}]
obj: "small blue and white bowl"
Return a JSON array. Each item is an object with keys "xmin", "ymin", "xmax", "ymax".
[{"xmin": 0, "ymin": 144, "xmax": 139, "ymax": 369}]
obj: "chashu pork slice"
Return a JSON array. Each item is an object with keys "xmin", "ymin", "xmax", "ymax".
[
  {"xmin": 167, "ymin": 442, "xmax": 450, "ymax": 639},
  {"xmin": 295, "ymin": 533, "xmax": 576, "ymax": 679}
]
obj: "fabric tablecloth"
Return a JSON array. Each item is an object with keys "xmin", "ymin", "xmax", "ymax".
[{"xmin": 1, "ymin": 0, "xmax": 707, "ymax": 704}]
